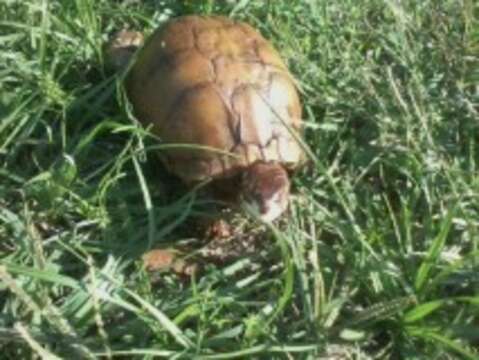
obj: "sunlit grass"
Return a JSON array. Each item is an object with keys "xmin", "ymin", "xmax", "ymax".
[{"xmin": 1, "ymin": 0, "xmax": 478, "ymax": 358}]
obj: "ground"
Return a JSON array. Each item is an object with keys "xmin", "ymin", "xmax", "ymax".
[{"xmin": 0, "ymin": 0, "xmax": 478, "ymax": 358}]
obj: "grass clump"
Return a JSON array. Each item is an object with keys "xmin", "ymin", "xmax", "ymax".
[{"xmin": 1, "ymin": 0, "xmax": 478, "ymax": 358}]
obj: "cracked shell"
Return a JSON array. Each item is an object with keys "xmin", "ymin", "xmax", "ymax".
[{"xmin": 126, "ymin": 15, "xmax": 305, "ymax": 182}]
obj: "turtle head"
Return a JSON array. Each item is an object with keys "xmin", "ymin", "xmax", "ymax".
[{"xmin": 240, "ymin": 162, "xmax": 290, "ymax": 222}]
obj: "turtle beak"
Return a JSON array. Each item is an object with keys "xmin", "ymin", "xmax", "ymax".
[{"xmin": 241, "ymin": 192, "xmax": 288, "ymax": 222}]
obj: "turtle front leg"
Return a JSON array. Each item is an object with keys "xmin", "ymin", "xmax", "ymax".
[
  {"xmin": 204, "ymin": 218, "xmax": 232, "ymax": 240},
  {"xmin": 106, "ymin": 30, "xmax": 144, "ymax": 70}
]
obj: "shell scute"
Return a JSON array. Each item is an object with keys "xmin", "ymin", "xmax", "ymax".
[{"xmin": 127, "ymin": 15, "xmax": 304, "ymax": 182}]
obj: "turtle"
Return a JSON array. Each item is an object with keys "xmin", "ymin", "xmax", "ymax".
[{"xmin": 108, "ymin": 15, "xmax": 305, "ymax": 222}]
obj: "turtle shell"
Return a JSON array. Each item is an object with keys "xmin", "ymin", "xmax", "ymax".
[{"xmin": 126, "ymin": 15, "xmax": 304, "ymax": 182}]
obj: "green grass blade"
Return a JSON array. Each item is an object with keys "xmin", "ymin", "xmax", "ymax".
[{"xmin": 415, "ymin": 205, "xmax": 457, "ymax": 293}]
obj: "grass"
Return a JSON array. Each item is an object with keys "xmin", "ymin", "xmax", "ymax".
[{"xmin": 1, "ymin": 0, "xmax": 478, "ymax": 358}]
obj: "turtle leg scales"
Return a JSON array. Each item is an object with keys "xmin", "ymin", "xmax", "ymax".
[
  {"xmin": 204, "ymin": 218, "xmax": 232, "ymax": 240},
  {"xmin": 106, "ymin": 30, "xmax": 144, "ymax": 70}
]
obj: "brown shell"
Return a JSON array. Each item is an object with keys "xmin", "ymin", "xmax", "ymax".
[{"xmin": 126, "ymin": 15, "xmax": 304, "ymax": 182}]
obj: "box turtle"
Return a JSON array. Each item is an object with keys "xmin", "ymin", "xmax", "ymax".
[{"xmin": 109, "ymin": 15, "xmax": 305, "ymax": 222}]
